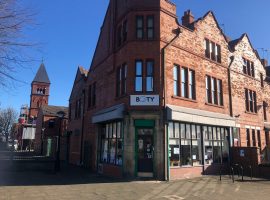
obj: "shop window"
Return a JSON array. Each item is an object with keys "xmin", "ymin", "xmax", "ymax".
[
  {"xmin": 245, "ymin": 89, "xmax": 257, "ymax": 113},
  {"xmin": 100, "ymin": 122, "xmax": 123, "ymax": 166},
  {"xmin": 204, "ymin": 38, "xmax": 221, "ymax": 63},
  {"xmin": 233, "ymin": 128, "xmax": 240, "ymax": 147},
  {"xmin": 243, "ymin": 58, "xmax": 255, "ymax": 77},
  {"xmin": 169, "ymin": 122, "xmax": 202, "ymax": 167},
  {"xmin": 136, "ymin": 16, "xmax": 144, "ymax": 39},
  {"xmin": 206, "ymin": 75, "xmax": 223, "ymax": 106},
  {"xmin": 147, "ymin": 16, "xmax": 154, "ymax": 39},
  {"xmin": 173, "ymin": 65, "xmax": 195, "ymax": 100},
  {"xmin": 169, "ymin": 122, "xmax": 229, "ymax": 168},
  {"xmin": 116, "ymin": 63, "xmax": 127, "ymax": 97}
]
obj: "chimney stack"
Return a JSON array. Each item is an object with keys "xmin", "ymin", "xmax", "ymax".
[
  {"xmin": 261, "ymin": 59, "xmax": 268, "ymax": 67},
  {"xmin": 182, "ymin": 10, "xmax": 194, "ymax": 27}
]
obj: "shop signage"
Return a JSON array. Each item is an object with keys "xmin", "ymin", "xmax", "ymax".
[{"xmin": 130, "ymin": 95, "xmax": 160, "ymax": 106}]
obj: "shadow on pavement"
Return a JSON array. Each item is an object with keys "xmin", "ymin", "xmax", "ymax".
[{"xmin": 0, "ymin": 160, "xmax": 127, "ymax": 187}]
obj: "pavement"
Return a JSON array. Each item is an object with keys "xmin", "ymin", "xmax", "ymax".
[{"xmin": 0, "ymin": 160, "xmax": 270, "ymax": 200}]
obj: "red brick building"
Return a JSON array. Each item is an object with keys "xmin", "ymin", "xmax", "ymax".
[
  {"xmin": 68, "ymin": 67, "xmax": 88, "ymax": 165},
  {"xmin": 35, "ymin": 105, "xmax": 68, "ymax": 160},
  {"xmin": 68, "ymin": 0, "xmax": 270, "ymax": 180}
]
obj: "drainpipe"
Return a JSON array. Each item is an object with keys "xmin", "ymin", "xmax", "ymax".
[
  {"xmin": 228, "ymin": 56, "xmax": 235, "ymax": 117},
  {"xmin": 227, "ymin": 55, "xmax": 235, "ymax": 168},
  {"xmin": 80, "ymin": 89, "xmax": 86, "ymax": 165},
  {"xmin": 161, "ymin": 27, "xmax": 181, "ymax": 181}
]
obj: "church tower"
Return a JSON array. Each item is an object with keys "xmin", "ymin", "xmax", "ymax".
[{"xmin": 29, "ymin": 63, "xmax": 50, "ymax": 121}]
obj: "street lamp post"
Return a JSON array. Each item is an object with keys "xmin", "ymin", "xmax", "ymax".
[
  {"xmin": 55, "ymin": 111, "xmax": 65, "ymax": 172},
  {"xmin": 41, "ymin": 128, "xmax": 45, "ymax": 155}
]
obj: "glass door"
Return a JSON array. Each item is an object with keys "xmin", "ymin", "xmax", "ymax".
[{"xmin": 137, "ymin": 128, "xmax": 153, "ymax": 174}]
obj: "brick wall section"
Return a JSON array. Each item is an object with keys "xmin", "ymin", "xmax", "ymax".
[
  {"xmin": 231, "ymin": 35, "xmax": 268, "ymax": 148},
  {"xmin": 29, "ymin": 82, "xmax": 50, "ymax": 118},
  {"xmin": 162, "ymin": 11, "xmax": 231, "ymax": 114},
  {"xmin": 35, "ymin": 110, "xmax": 68, "ymax": 157},
  {"xmin": 68, "ymin": 68, "xmax": 87, "ymax": 165}
]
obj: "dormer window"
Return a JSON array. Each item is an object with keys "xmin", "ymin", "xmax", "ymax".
[
  {"xmin": 242, "ymin": 58, "xmax": 255, "ymax": 77},
  {"xmin": 205, "ymin": 39, "xmax": 221, "ymax": 63}
]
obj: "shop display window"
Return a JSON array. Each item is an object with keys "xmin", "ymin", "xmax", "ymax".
[{"xmin": 100, "ymin": 121, "xmax": 123, "ymax": 166}]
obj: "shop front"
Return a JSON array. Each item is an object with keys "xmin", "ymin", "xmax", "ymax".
[
  {"xmin": 92, "ymin": 104, "xmax": 125, "ymax": 177},
  {"xmin": 166, "ymin": 105, "xmax": 236, "ymax": 180}
]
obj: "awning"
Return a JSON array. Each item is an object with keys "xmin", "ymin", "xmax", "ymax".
[
  {"xmin": 92, "ymin": 104, "xmax": 125, "ymax": 123},
  {"xmin": 166, "ymin": 104, "xmax": 236, "ymax": 127},
  {"xmin": 22, "ymin": 127, "xmax": 36, "ymax": 140},
  {"xmin": 264, "ymin": 122, "xmax": 270, "ymax": 131}
]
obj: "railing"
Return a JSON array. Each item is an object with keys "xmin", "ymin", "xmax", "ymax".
[{"xmin": 220, "ymin": 164, "xmax": 253, "ymax": 183}]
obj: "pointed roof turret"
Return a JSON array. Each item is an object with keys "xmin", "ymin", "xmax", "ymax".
[{"xmin": 32, "ymin": 63, "xmax": 50, "ymax": 84}]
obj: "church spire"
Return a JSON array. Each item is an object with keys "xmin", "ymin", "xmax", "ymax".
[{"xmin": 32, "ymin": 63, "xmax": 50, "ymax": 84}]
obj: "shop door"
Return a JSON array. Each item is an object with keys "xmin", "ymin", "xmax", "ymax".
[{"xmin": 137, "ymin": 128, "xmax": 153, "ymax": 175}]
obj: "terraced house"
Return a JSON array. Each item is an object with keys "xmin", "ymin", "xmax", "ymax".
[{"xmin": 67, "ymin": 0, "xmax": 270, "ymax": 180}]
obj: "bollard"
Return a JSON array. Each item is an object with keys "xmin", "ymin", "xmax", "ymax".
[
  {"xmin": 219, "ymin": 166, "xmax": 222, "ymax": 181},
  {"xmin": 249, "ymin": 165, "xmax": 253, "ymax": 180},
  {"xmin": 231, "ymin": 167, "xmax": 235, "ymax": 183},
  {"xmin": 240, "ymin": 165, "xmax": 244, "ymax": 181}
]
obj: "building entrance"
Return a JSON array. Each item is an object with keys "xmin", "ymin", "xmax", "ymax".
[{"xmin": 137, "ymin": 128, "xmax": 153, "ymax": 176}]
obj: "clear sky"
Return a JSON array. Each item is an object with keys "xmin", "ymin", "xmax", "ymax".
[{"xmin": 1, "ymin": 0, "xmax": 270, "ymax": 112}]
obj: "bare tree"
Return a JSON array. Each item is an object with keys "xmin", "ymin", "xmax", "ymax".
[
  {"xmin": 0, "ymin": 0, "xmax": 34, "ymax": 88},
  {"xmin": 0, "ymin": 107, "xmax": 18, "ymax": 145}
]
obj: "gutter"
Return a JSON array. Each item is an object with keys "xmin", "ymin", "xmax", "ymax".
[{"xmin": 161, "ymin": 27, "xmax": 181, "ymax": 181}]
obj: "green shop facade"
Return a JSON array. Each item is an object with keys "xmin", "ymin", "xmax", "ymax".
[{"xmin": 92, "ymin": 101, "xmax": 237, "ymax": 180}]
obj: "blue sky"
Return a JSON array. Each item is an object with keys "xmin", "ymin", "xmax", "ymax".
[{"xmin": 1, "ymin": 0, "xmax": 270, "ymax": 112}]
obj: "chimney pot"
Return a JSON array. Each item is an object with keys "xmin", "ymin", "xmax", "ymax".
[
  {"xmin": 261, "ymin": 59, "xmax": 268, "ymax": 67},
  {"xmin": 182, "ymin": 10, "xmax": 194, "ymax": 27}
]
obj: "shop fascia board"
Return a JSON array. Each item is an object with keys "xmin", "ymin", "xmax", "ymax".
[{"xmin": 166, "ymin": 104, "xmax": 236, "ymax": 127}]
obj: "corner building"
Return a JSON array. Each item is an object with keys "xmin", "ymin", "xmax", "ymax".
[{"xmin": 69, "ymin": 0, "xmax": 270, "ymax": 180}]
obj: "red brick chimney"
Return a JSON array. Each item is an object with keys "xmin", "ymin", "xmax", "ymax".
[
  {"xmin": 261, "ymin": 59, "xmax": 268, "ymax": 67},
  {"xmin": 182, "ymin": 10, "xmax": 194, "ymax": 27}
]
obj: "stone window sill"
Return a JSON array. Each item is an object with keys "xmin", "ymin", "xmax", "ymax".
[{"xmin": 172, "ymin": 95, "xmax": 197, "ymax": 103}]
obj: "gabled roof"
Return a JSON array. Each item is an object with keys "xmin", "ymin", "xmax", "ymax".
[
  {"xmin": 32, "ymin": 63, "xmax": 50, "ymax": 84},
  {"xmin": 41, "ymin": 105, "xmax": 68, "ymax": 118},
  {"xmin": 188, "ymin": 11, "xmax": 229, "ymax": 43},
  {"xmin": 69, "ymin": 66, "xmax": 88, "ymax": 101},
  {"xmin": 229, "ymin": 33, "xmax": 261, "ymax": 60}
]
